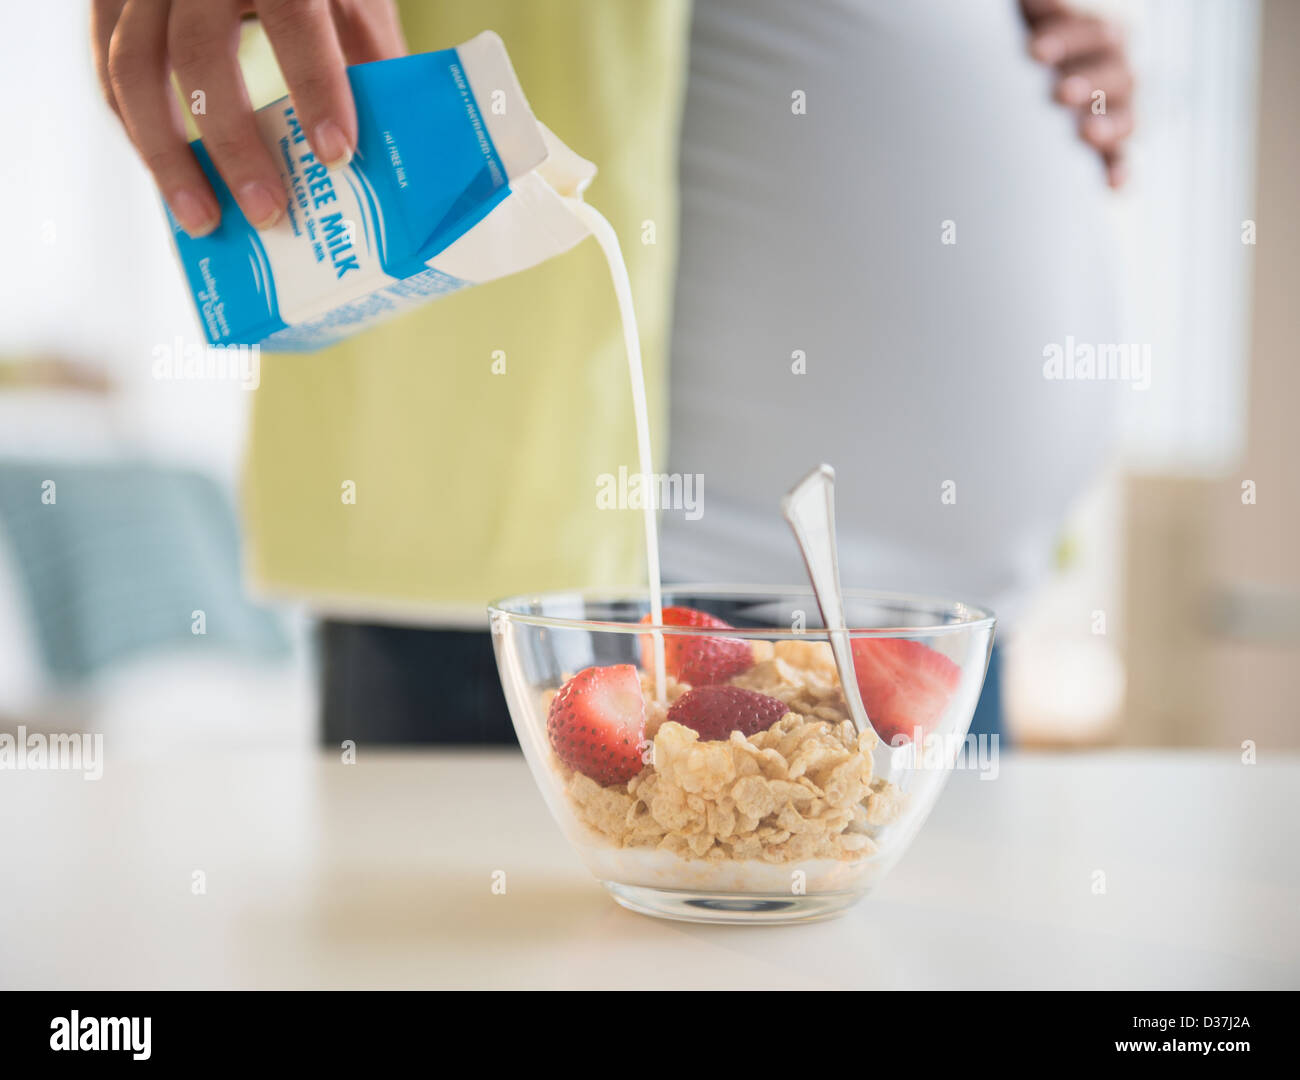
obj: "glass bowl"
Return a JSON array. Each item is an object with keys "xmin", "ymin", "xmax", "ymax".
[{"xmin": 488, "ymin": 586, "xmax": 995, "ymax": 924}]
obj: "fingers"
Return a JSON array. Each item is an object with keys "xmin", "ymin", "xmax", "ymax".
[
  {"xmin": 169, "ymin": 0, "xmax": 286, "ymax": 228},
  {"xmin": 1024, "ymin": 6, "xmax": 1135, "ymax": 189},
  {"xmin": 330, "ymin": 0, "xmax": 407, "ymax": 65},
  {"xmin": 91, "ymin": 0, "xmax": 128, "ymax": 116},
  {"xmin": 108, "ymin": 0, "xmax": 222, "ymax": 236},
  {"xmin": 1056, "ymin": 56, "xmax": 1135, "ymax": 108},
  {"xmin": 256, "ymin": 0, "xmax": 356, "ymax": 167},
  {"xmin": 1081, "ymin": 106, "xmax": 1134, "ymax": 156},
  {"xmin": 1020, "ymin": 0, "xmax": 1070, "ymax": 20},
  {"xmin": 1103, "ymin": 150, "xmax": 1128, "ymax": 190},
  {"xmin": 1029, "ymin": 14, "xmax": 1121, "ymax": 66},
  {"xmin": 100, "ymin": 0, "xmax": 367, "ymax": 233}
]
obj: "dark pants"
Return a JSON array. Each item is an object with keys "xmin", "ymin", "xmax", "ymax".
[
  {"xmin": 320, "ymin": 622, "xmax": 1004, "ymax": 746},
  {"xmin": 320, "ymin": 621, "xmax": 516, "ymax": 745},
  {"xmin": 967, "ymin": 644, "xmax": 1003, "ymax": 742}
]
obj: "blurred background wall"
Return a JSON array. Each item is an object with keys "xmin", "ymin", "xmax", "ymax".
[
  {"xmin": 1119, "ymin": 0, "xmax": 1299, "ymax": 750},
  {"xmin": 1004, "ymin": 0, "xmax": 1298, "ymax": 749}
]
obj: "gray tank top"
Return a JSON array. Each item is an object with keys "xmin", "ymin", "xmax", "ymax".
[{"xmin": 661, "ymin": 0, "xmax": 1121, "ymax": 619}]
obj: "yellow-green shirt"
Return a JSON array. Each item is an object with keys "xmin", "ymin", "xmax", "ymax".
[{"xmin": 241, "ymin": 0, "xmax": 689, "ymax": 622}]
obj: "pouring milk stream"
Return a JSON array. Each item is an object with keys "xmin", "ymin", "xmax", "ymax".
[
  {"xmin": 163, "ymin": 31, "xmax": 668, "ymax": 701},
  {"xmin": 567, "ymin": 202, "xmax": 667, "ymax": 703}
]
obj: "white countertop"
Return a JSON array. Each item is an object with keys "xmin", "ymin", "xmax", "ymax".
[{"xmin": 2, "ymin": 748, "xmax": 1296, "ymax": 989}]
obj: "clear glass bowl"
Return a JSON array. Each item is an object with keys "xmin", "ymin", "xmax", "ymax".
[{"xmin": 488, "ymin": 586, "xmax": 996, "ymax": 924}]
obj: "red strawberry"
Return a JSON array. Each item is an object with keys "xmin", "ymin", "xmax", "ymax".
[
  {"xmin": 547, "ymin": 664, "xmax": 646, "ymax": 785},
  {"xmin": 851, "ymin": 638, "xmax": 961, "ymax": 745},
  {"xmin": 638, "ymin": 606, "xmax": 754, "ymax": 686},
  {"xmin": 666, "ymin": 685, "xmax": 789, "ymax": 742}
]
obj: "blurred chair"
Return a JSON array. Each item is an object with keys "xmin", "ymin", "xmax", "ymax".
[{"xmin": 0, "ymin": 361, "xmax": 313, "ymax": 753}]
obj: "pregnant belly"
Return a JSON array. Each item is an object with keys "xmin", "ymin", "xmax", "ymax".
[{"xmin": 665, "ymin": 0, "xmax": 1120, "ymax": 606}]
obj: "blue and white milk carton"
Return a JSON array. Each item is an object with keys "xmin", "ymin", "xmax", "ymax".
[{"xmin": 166, "ymin": 32, "xmax": 595, "ymax": 351}]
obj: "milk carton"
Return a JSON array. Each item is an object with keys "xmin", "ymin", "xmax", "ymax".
[{"xmin": 166, "ymin": 32, "xmax": 594, "ymax": 351}]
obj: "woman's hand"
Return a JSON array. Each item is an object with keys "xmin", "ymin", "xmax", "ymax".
[
  {"xmin": 91, "ymin": 0, "xmax": 406, "ymax": 235},
  {"xmin": 1021, "ymin": 0, "xmax": 1136, "ymax": 188}
]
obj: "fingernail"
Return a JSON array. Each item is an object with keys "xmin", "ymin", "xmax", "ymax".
[
  {"xmin": 1032, "ymin": 34, "xmax": 1064, "ymax": 63},
  {"xmin": 170, "ymin": 188, "xmax": 220, "ymax": 237},
  {"xmin": 313, "ymin": 120, "xmax": 353, "ymax": 168},
  {"xmin": 1059, "ymin": 75, "xmax": 1089, "ymax": 105},
  {"xmin": 238, "ymin": 181, "xmax": 282, "ymax": 229}
]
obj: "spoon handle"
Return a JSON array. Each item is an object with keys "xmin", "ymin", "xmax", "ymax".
[{"xmin": 781, "ymin": 465, "xmax": 875, "ymax": 739}]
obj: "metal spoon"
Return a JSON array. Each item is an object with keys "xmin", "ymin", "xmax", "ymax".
[{"xmin": 780, "ymin": 465, "xmax": 875, "ymax": 740}]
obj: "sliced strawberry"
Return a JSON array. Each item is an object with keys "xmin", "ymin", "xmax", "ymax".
[
  {"xmin": 638, "ymin": 606, "xmax": 754, "ymax": 686},
  {"xmin": 667, "ymin": 685, "xmax": 789, "ymax": 742},
  {"xmin": 851, "ymin": 638, "xmax": 961, "ymax": 745},
  {"xmin": 547, "ymin": 664, "xmax": 646, "ymax": 785}
]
